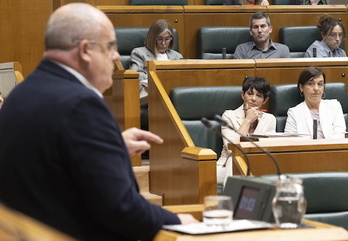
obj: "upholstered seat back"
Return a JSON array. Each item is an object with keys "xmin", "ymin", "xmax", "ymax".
[
  {"xmin": 170, "ymin": 86, "xmax": 243, "ymax": 157},
  {"xmin": 270, "ymin": 82, "xmax": 348, "ymax": 132},
  {"xmin": 115, "ymin": 27, "xmax": 179, "ymax": 69},
  {"xmin": 205, "ymin": 0, "xmax": 225, "ymax": 4},
  {"xmin": 262, "ymin": 172, "xmax": 348, "ymax": 230},
  {"xmin": 269, "ymin": 84, "xmax": 302, "ymax": 132},
  {"xmin": 279, "ymin": 26, "xmax": 322, "ymax": 58},
  {"xmin": 197, "ymin": 27, "xmax": 253, "ymax": 59},
  {"xmin": 115, "ymin": 28, "xmax": 149, "ymax": 69},
  {"xmin": 130, "ymin": 0, "xmax": 188, "ymax": 5}
]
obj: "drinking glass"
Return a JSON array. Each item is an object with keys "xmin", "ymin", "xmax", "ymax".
[{"xmin": 203, "ymin": 195, "xmax": 233, "ymax": 227}]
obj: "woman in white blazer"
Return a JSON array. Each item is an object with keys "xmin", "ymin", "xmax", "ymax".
[
  {"xmin": 217, "ymin": 77, "xmax": 276, "ymax": 187},
  {"xmin": 129, "ymin": 19, "xmax": 183, "ymax": 105},
  {"xmin": 285, "ymin": 66, "xmax": 346, "ymax": 139}
]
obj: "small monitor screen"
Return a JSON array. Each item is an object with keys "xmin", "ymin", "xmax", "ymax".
[{"xmin": 234, "ymin": 186, "xmax": 261, "ymax": 219}]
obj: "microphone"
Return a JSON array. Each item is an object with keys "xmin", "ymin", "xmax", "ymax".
[
  {"xmin": 313, "ymin": 119, "xmax": 318, "ymax": 139},
  {"xmin": 222, "ymin": 48, "xmax": 227, "ymax": 59},
  {"xmin": 201, "ymin": 117, "xmax": 251, "ymax": 176},
  {"xmin": 214, "ymin": 114, "xmax": 281, "ymax": 176}
]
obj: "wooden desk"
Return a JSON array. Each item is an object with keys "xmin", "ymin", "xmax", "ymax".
[
  {"xmin": 231, "ymin": 138, "xmax": 348, "ymax": 176},
  {"xmin": 154, "ymin": 220, "xmax": 348, "ymax": 241},
  {"xmin": 0, "ymin": 202, "xmax": 77, "ymax": 241},
  {"xmin": 147, "ymin": 59, "xmax": 348, "ymax": 205}
]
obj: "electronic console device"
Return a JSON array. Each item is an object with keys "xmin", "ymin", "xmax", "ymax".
[{"xmin": 222, "ymin": 176, "xmax": 276, "ymax": 222}]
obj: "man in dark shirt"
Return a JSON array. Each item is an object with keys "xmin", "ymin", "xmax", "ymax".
[
  {"xmin": 234, "ymin": 12, "xmax": 290, "ymax": 59},
  {"xmin": 0, "ymin": 3, "xmax": 196, "ymax": 241}
]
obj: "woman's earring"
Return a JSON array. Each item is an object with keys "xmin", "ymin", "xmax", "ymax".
[
  {"xmin": 300, "ymin": 91, "xmax": 304, "ymax": 97},
  {"xmin": 322, "ymin": 92, "xmax": 326, "ymax": 98}
]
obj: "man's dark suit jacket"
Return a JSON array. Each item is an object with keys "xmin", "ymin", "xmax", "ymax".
[{"xmin": 0, "ymin": 59, "xmax": 179, "ymax": 241}]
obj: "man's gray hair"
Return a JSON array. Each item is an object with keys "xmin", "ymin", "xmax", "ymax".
[{"xmin": 45, "ymin": 3, "xmax": 104, "ymax": 50}]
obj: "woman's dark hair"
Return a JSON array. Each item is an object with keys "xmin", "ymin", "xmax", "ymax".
[
  {"xmin": 144, "ymin": 19, "xmax": 175, "ymax": 55},
  {"xmin": 317, "ymin": 15, "xmax": 346, "ymax": 39},
  {"xmin": 242, "ymin": 77, "xmax": 271, "ymax": 99},
  {"xmin": 297, "ymin": 66, "xmax": 326, "ymax": 90}
]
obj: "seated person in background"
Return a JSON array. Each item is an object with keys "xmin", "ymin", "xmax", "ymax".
[
  {"xmin": 0, "ymin": 4, "xmax": 197, "ymax": 241},
  {"xmin": 0, "ymin": 92, "xmax": 3, "ymax": 109},
  {"xmin": 225, "ymin": 0, "xmax": 269, "ymax": 5},
  {"xmin": 304, "ymin": 0, "xmax": 327, "ymax": 4},
  {"xmin": 130, "ymin": 19, "xmax": 183, "ymax": 105},
  {"xmin": 285, "ymin": 66, "xmax": 346, "ymax": 139},
  {"xmin": 305, "ymin": 15, "xmax": 346, "ymax": 57},
  {"xmin": 217, "ymin": 77, "xmax": 276, "ymax": 186},
  {"xmin": 234, "ymin": 12, "xmax": 290, "ymax": 59}
]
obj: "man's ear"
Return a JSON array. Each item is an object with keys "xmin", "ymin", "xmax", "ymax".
[
  {"xmin": 249, "ymin": 29, "xmax": 253, "ymax": 36},
  {"xmin": 78, "ymin": 39, "xmax": 92, "ymax": 62},
  {"xmin": 269, "ymin": 25, "xmax": 273, "ymax": 34}
]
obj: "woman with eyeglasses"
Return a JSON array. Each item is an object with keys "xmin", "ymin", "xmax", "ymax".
[
  {"xmin": 305, "ymin": 15, "xmax": 346, "ymax": 57},
  {"xmin": 130, "ymin": 19, "xmax": 183, "ymax": 105},
  {"xmin": 285, "ymin": 66, "xmax": 346, "ymax": 139}
]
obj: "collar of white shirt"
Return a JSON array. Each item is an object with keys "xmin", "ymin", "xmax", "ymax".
[{"xmin": 52, "ymin": 60, "xmax": 103, "ymax": 98}]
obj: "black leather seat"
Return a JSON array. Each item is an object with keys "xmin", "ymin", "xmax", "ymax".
[
  {"xmin": 169, "ymin": 86, "xmax": 243, "ymax": 157},
  {"xmin": 197, "ymin": 27, "xmax": 253, "ymax": 59},
  {"xmin": 279, "ymin": 26, "xmax": 322, "ymax": 58},
  {"xmin": 269, "ymin": 82, "xmax": 348, "ymax": 132},
  {"xmin": 115, "ymin": 27, "xmax": 149, "ymax": 70},
  {"xmin": 130, "ymin": 0, "xmax": 188, "ymax": 5},
  {"xmin": 205, "ymin": 0, "xmax": 225, "ymax": 4},
  {"xmin": 262, "ymin": 172, "xmax": 348, "ymax": 230}
]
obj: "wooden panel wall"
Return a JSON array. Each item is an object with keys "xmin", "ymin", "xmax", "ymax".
[
  {"xmin": 2, "ymin": 2, "xmax": 348, "ymax": 77},
  {"xmin": 0, "ymin": 1, "xmax": 53, "ymax": 77}
]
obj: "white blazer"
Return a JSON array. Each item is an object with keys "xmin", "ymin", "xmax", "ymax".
[
  {"xmin": 217, "ymin": 105, "xmax": 276, "ymax": 185},
  {"xmin": 285, "ymin": 99, "xmax": 346, "ymax": 139}
]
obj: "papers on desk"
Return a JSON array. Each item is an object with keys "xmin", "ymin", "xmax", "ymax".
[
  {"xmin": 162, "ymin": 219, "xmax": 272, "ymax": 235},
  {"xmin": 251, "ymin": 133, "xmax": 302, "ymax": 138},
  {"xmin": 240, "ymin": 133, "xmax": 305, "ymax": 142}
]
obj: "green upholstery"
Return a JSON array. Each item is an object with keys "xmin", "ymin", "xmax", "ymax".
[
  {"xmin": 273, "ymin": 0, "xmax": 292, "ymax": 4},
  {"xmin": 130, "ymin": 0, "xmax": 188, "ymax": 5},
  {"xmin": 205, "ymin": 0, "xmax": 225, "ymax": 4},
  {"xmin": 269, "ymin": 82, "xmax": 348, "ymax": 132},
  {"xmin": 269, "ymin": 84, "xmax": 302, "ymax": 132},
  {"xmin": 279, "ymin": 26, "xmax": 322, "ymax": 58},
  {"xmin": 169, "ymin": 86, "xmax": 243, "ymax": 157},
  {"xmin": 115, "ymin": 27, "xmax": 179, "ymax": 69},
  {"xmin": 197, "ymin": 27, "xmax": 253, "ymax": 59},
  {"xmin": 262, "ymin": 172, "xmax": 348, "ymax": 230},
  {"xmin": 115, "ymin": 28, "xmax": 148, "ymax": 69}
]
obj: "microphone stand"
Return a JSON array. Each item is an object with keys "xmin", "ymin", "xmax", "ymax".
[
  {"xmin": 214, "ymin": 114, "xmax": 282, "ymax": 176},
  {"xmin": 201, "ymin": 117, "xmax": 251, "ymax": 176}
]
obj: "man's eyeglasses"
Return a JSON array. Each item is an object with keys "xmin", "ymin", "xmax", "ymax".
[
  {"xmin": 328, "ymin": 32, "xmax": 344, "ymax": 38},
  {"xmin": 73, "ymin": 39, "xmax": 118, "ymax": 52},
  {"xmin": 156, "ymin": 37, "xmax": 173, "ymax": 43}
]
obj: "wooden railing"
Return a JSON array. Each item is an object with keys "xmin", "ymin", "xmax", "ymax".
[
  {"xmin": 99, "ymin": 5, "xmax": 348, "ymax": 60},
  {"xmin": 146, "ymin": 58, "xmax": 348, "ymax": 205}
]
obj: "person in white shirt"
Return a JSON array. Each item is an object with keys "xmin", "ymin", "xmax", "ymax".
[
  {"xmin": 217, "ymin": 77, "xmax": 276, "ymax": 187},
  {"xmin": 285, "ymin": 66, "xmax": 346, "ymax": 139}
]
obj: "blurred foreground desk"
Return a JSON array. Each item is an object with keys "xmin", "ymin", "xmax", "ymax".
[
  {"xmin": 231, "ymin": 138, "xmax": 348, "ymax": 176},
  {"xmin": 154, "ymin": 220, "xmax": 348, "ymax": 241}
]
